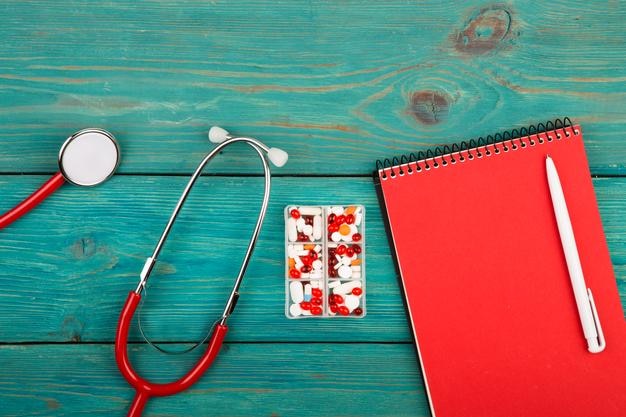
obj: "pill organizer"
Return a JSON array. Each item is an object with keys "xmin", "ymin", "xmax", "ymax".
[{"xmin": 285, "ymin": 205, "xmax": 365, "ymax": 318}]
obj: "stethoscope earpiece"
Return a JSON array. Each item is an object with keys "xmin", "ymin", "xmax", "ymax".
[{"xmin": 209, "ymin": 126, "xmax": 288, "ymax": 167}]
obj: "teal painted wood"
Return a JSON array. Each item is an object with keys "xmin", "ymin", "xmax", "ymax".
[
  {"xmin": 0, "ymin": 343, "xmax": 428, "ymax": 417},
  {"xmin": 0, "ymin": 176, "xmax": 624, "ymax": 343},
  {"xmin": 1, "ymin": 1, "xmax": 626, "ymax": 175}
]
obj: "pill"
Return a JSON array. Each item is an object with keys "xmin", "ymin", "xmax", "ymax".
[
  {"xmin": 331, "ymin": 206, "xmax": 344, "ymax": 215},
  {"xmin": 290, "ymin": 281, "xmax": 304, "ymax": 303},
  {"xmin": 296, "ymin": 217, "xmax": 305, "ymax": 232},
  {"xmin": 302, "ymin": 224, "xmax": 313, "ymax": 236},
  {"xmin": 345, "ymin": 294, "xmax": 360, "ymax": 312},
  {"xmin": 351, "ymin": 259, "xmax": 361, "ymax": 266},
  {"xmin": 301, "ymin": 273, "xmax": 310, "ymax": 278},
  {"xmin": 313, "ymin": 215, "xmax": 322, "ymax": 240},
  {"xmin": 331, "ymin": 232, "xmax": 341, "ymax": 242},
  {"xmin": 314, "ymin": 244, "xmax": 322, "ymax": 252},
  {"xmin": 355, "ymin": 212, "xmax": 362, "ymax": 226},
  {"xmin": 334, "ymin": 262, "xmax": 341, "ymax": 270},
  {"xmin": 304, "ymin": 283, "xmax": 312, "ymax": 298},
  {"xmin": 294, "ymin": 244, "xmax": 304, "ymax": 250},
  {"xmin": 352, "ymin": 287, "xmax": 363, "ymax": 296},
  {"xmin": 299, "ymin": 207, "xmax": 322, "ymax": 216},
  {"xmin": 338, "ymin": 265, "xmax": 352, "ymax": 279},
  {"xmin": 290, "ymin": 208, "xmax": 301, "ymax": 219},
  {"xmin": 288, "ymin": 218, "xmax": 297, "ymax": 242},
  {"xmin": 310, "ymin": 271, "xmax": 323, "ymax": 279},
  {"xmin": 333, "ymin": 280, "xmax": 361, "ymax": 294},
  {"xmin": 312, "ymin": 260, "xmax": 323, "ymax": 270},
  {"xmin": 341, "ymin": 256, "xmax": 352, "ymax": 266},
  {"xmin": 328, "ymin": 280, "xmax": 341, "ymax": 288},
  {"xmin": 301, "ymin": 310, "xmax": 312, "ymax": 316},
  {"xmin": 311, "ymin": 280, "xmax": 322, "ymax": 288},
  {"xmin": 295, "ymin": 258, "xmax": 304, "ymax": 269},
  {"xmin": 345, "ymin": 206, "xmax": 356, "ymax": 215},
  {"xmin": 339, "ymin": 224, "xmax": 351, "ymax": 236},
  {"xmin": 351, "ymin": 265, "xmax": 361, "ymax": 271},
  {"xmin": 290, "ymin": 303, "xmax": 302, "ymax": 317},
  {"xmin": 352, "ymin": 272, "xmax": 361, "ymax": 279}
]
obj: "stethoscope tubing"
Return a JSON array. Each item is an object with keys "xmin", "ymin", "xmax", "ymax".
[
  {"xmin": 115, "ymin": 291, "xmax": 228, "ymax": 417},
  {"xmin": 0, "ymin": 172, "xmax": 65, "ymax": 230}
]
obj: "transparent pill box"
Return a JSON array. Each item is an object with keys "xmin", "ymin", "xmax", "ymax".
[{"xmin": 285, "ymin": 205, "xmax": 366, "ymax": 318}]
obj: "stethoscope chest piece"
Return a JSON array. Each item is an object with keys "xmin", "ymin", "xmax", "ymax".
[{"xmin": 59, "ymin": 128, "xmax": 120, "ymax": 186}]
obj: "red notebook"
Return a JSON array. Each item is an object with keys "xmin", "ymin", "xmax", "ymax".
[{"xmin": 374, "ymin": 119, "xmax": 626, "ymax": 417}]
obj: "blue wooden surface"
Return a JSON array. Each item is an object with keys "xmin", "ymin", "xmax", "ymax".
[{"xmin": 1, "ymin": 1, "xmax": 625, "ymax": 416}]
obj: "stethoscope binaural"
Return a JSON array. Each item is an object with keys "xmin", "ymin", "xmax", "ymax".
[
  {"xmin": 115, "ymin": 126, "xmax": 288, "ymax": 417},
  {"xmin": 0, "ymin": 128, "xmax": 120, "ymax": 229}
]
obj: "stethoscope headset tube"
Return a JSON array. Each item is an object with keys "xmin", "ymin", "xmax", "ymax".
[{"xmin": 115, "ymin": 127, "xmax": 287, "ymax": 417}]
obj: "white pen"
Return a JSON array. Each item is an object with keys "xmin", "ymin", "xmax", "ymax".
[{"xmin": 546, "ymin": 155, "xmax": 605, "ymax": 353}]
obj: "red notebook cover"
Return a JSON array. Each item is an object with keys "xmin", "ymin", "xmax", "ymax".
[{"xmin": 374, "ymin": 120, "xmax": 626, "ymax": 417}]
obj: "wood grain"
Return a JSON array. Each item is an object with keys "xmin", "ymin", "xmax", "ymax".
[
  {"xmin": 0, "ymin": 176, "xmax": 623, "ymax": 343},
  {"xmin": 0, "ymin": 343, "xmax": 428, "ymax": 417},
  {"xmin": 0, "ymin": 1, "xmax": 625, "ymax": 174}
]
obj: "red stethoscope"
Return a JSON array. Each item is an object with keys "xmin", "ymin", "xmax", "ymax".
[
  {"xmin": 0, "ymin": 128, "xmax": 120, "ymax": 229},
  {"xmin": 115, "ymin": 126, "xmax": 288, "ymax": 417}
]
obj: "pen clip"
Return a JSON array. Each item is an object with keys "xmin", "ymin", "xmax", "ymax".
[{"xmin": 587, "ymin": 288, "xmax": 606, "ymax": 353}]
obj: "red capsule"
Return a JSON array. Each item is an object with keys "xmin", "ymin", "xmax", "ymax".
[
  {"xmin": 352, "ymin": 287, "xmax": 363, "ymax": 296},
  {"xmin": 309, "ymin": 250, "xmax": 318, "ymax": 260},
  {"xmin": 290, "ymin": 209, "xmax": 301, "ymax": 219},
  {"xmin": 328, "ymin": 223, "xmax": 339, "ymax": 233},
  {"xmin": 353, "ymin": 307, "xmax": 363, "ymax": 316},
  {"xmin": 300, "ymin": 301, "xmax": 311, "ymax": 310},
  {"xmin": 301, "ymin": 265, "xmax": 312, "ymax": 273},
  {"xmin": 328, "ymin": 213, "xmax": 336, "ymax": 224},
  {"xmin": 312, "ymin": 288, "xmax": 323, "ymax": 298},
  {"xmin": 329, "ymin": 257, "xmax": 338, "ymax": 266},
  {"xmin": 329, "ymin": 269, "xmax": 338, "ymax": 278},
  {"xmin": 300, "ymin": 255, "xmax": 312, "ymax": 265},
  {"xmin": 352, "ymin": 233, "xmax": 362, "ymax": 242},
  {"xmin": 346, "ymin": 247, "xmax": 355, "ymax": 257},
  {"xmin": 289, "ymin": 269, "xmax": 301, "ymax": 279},
  {"xmin": 336, "ymin": 245, "xmax": 346, "ymax": 255},
  {"xmin": 352, "ymin": 244, "xmax": 362, "ymax": 254},
  {"xmin": 339, "ymin": 306, "xmax": 350, "ymax": 316},
  {"xmin": 304, "ymin": 216, "xmax": 314, "ymax": 226},
  {"xmin": 311, "ymin": 297, "xmax": 322, "ymax": 305},
  {"xmin": 329, "ymin": 303, "xmax": 339, "ymax": 313},
  {"xmin": 335, "ymin": 215, "xmax": 345, "ymax": 224},
  {"xmin": 345, "ymin": 214, "xmax": 355, "ymax": 224},
  {"xmin": 311, "ymin": 306, "xmax": 323, "ymax": 315},
  {"xmin": 332, "ymin": 294, "xmax": 344, "ymax": 304}
]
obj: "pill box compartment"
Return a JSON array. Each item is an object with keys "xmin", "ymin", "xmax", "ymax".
[{"xmin": 285, "ymin": 205, "xmax": 366, "ymax": 318}]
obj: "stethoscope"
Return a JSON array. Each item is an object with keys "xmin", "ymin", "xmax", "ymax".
[
  {"xmin": 0, "ymin": 128, "xmax": 120, "ymax": 229},
  {"xmin": 115, "ymin": 126, "xmax": 288, "ymax": 417}
]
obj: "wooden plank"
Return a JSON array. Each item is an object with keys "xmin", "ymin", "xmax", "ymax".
[
  {"xmin": 0, "ymin": 343, "xmax": 428, "ymax": 417},
  {"xmin": 0, "ymin": 176, "xmax": 624, "ymax": 343},
  {"xmin": 0, "ymin": 1, "xmax": 625, "ymax": 175}
]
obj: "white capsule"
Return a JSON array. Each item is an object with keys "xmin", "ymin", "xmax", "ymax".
[
  {"xmin": 299, "ymin": 207, "xmax": 322, "ymax": 216},
  {"xmin": 290, "ymin": 303, "xmax": 302, "ymax": 317},
  {"xmin": 311, "ymin": 280, "xmax": 322, "ymax": 288},
  {"xmin": 309, "ymin": 271, "xmax": 323, "ymax": 279},
  {"xmin": 344, "ymin": 294, "xmax": 360, "ymax": 312},
  {"xmin": 294, "ymin": 244, "xmax": 304, "ymax": 250},
  {"xmin": 312, "ymin": 260, "xmax": 323, "ymax": 270},
  {"xmin": 331, "ymin": 232, "xmax": 341, "ymax": 242},
  {"xmin": 287, "ymin": 246, "xmax": 296, "ymax": 259},
  {"xmin": 352, "ymin": 272, "xmax": 361, "ymax": 279},
  {"xmin": 287, "ymin": 218, "xmax": 297, "ymax": 242},
  {"xmin": 304, "ymin": 283, "xmax": 312, "ymax": 300},
  {"xmin": 328, "ymin": 280, "xmax": 341, "ymax": 288},
  {"xmin": 295, "ymin": 258, "xmax": 304, "ymax": 269},
  {"xmin": 296, "ymin": 217, "xmax": 305, "ymax": 232},
  {"xmin": 331, "ymin": 206, "xmax": 344, "ymax": 215},
  {"xmin": 301, "ymin": 273, "xmax": 310, "ymax": 279},
  {"xmin": 297, "ymin": 250, "xmax": 310, "ymax": 256},
  {"xmin": 290, "ymin": 281, "xmax": 304, "ymax": 303},
  {"xmin": 302, "ymin": 224, "xmax": 313, "ymax": 236},
  {"xmin": 301, "ymin": 309, "xmax": 312, "ymax": 316},
  {"xmin": 349, "ymin": 224, "xmax": 358, "ymax": 234},
  {"xmin": 314, "ymin": 244, "xmax": 322, "ymax": 252},
  {"xmin": 313, "ymin": 215, "xmax": 322, "ymax": 240},
  {"xmin": 341, "ymin": 256, "xmax": 352, "ymax": 266},
  {"xmin": 355, "ymin": 212, "xmax": 362, "ymax": 226},
  {"xmin": 351, "ymin": 265, "xmax": 361, "ymax": 272},
  {"xmin": 333, "ymin": 280, "xmax": 361, "ymax": 295},
  {"xmin": 334, "ymin": 262, "xmax": 341, "ymax": 270},
  {"xmin": 338, "ymin": 265, "xmax": 352, "ymax": 279}
]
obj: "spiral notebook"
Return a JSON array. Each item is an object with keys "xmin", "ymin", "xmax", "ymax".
[{"xmin": 374, "ymin": 119, "xmax": 626, "ymax": 417}]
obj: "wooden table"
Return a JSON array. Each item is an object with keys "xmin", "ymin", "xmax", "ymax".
[{"xmin": 1, "ymin": 1, "xmax": 624, "ymax": 416}]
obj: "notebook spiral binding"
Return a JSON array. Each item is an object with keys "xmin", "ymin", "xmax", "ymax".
[{"xmin": 375, "ymin": 117, "xmax": 579, "ymax": 180}]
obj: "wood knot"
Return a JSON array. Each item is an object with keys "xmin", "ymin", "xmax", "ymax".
[
  {"xmin": 454, "ymin": 5, "xmax": 512, "ymax": 54},
  {"xmin": 70, "ymin": 237, "xmax": 97, "ymax": 259},
  {"xmin": 407, "ymin": 91, "xmax": 450, "ymax": 125}
]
